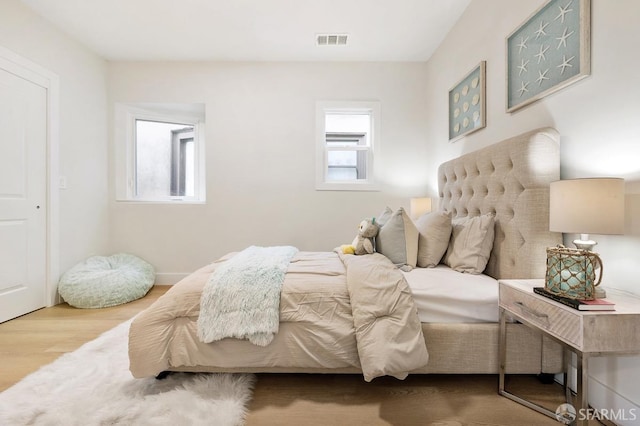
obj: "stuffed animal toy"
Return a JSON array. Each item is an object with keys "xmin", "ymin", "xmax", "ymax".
[{"xmin": 341, "ymin": 218, "xmax": 379, "ymax": 255}]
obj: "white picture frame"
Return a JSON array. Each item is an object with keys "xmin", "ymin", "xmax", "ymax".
[
  {"xmin": 506, "ymin": 0, "xmax": 591, "ymax": 112},
  {"xmin": 449, "ymin": 61, "xmax": 486, "ymax": 142}
]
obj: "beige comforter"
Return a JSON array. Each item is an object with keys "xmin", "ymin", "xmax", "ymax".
[
  {"xmin": 129, "ymin": 251, "xmax": 428, "ymax": 380},
  {"xmin": 336, "ymin": 250, "xmax": 428, "ymax": 381}
]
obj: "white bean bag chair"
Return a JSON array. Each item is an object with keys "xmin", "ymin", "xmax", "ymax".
[{"xmin": 58, "ymin": 253, "xmax": 155, "ymax": 308}]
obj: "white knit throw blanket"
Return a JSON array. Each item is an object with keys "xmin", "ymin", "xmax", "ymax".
[{"xmin": 197, "ymin": 245, "xmax": 298, "ymax": 346}]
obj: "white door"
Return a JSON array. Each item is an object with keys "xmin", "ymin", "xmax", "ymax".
[{"xmin": 0, "ymin": 63, "xmax": 48, "ymax": 323}]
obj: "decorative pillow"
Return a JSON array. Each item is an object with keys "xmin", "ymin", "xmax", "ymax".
[
  {"xmin": 376, "ymin": 207, "xmax": 419, "ymax": 271},
  {"xmin": 376, "ymin": 206, "xmax": 393, "ymax": 227},
  {"xmin": 443, "ymin": 213, "xmax": 495, "ymax": 274},
  {"xmin": 415, "ymin": 211, "xmax": 452, "ymax": 268},
  {"xmin": 373, "ymin": 206, "xmax": 393, "ymax": 252}
]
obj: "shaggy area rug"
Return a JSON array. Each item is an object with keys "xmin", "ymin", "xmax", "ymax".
[{"xmin": 0, "ymin": 320, "xmax": 255, "ymax": 425}]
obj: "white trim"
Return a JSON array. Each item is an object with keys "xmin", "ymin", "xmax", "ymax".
[
  {"xmin": 589, "ymin": 375, "xmax": 639, "ymax": 425},
  {"xmin": 560, "ymin": 360, "xmax": 640, "ymax": 425},
  {"xmin": 315, "ymin": 181, "xmax": 381, "ymax": 191},
  {"xmin": 315, "ymin": 100, "xmax": 381, "ymax": 191},
  {"xmin": 0, "ymin": 45, "xmax": 60, "ymax": 307},
  {"xmin": 154, "ymin": 272, "xmax": 190, "ymax": 285}
]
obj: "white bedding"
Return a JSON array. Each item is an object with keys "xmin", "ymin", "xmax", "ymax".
[{"xmin": 402, "ymin": 265, "xmax": 499, "ymax": 323}]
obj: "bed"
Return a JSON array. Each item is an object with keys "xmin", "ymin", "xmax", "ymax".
[{"xmin": 129, "ymin": 127, "xmax": 564, "ymax": 380}]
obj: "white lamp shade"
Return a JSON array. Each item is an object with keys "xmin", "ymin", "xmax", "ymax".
[{"xmin": 549, "ymin": 178, "xmax": 625, "ymax": 235}]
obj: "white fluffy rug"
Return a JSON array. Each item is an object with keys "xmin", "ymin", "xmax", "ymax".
[{"xmin": 0, "ymin": 320, "xmax": 255, "ymax": 425}]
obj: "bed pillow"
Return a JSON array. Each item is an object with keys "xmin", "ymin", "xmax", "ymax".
[
  {"xmin": 376, "ymin": 207, "xmax": 418, "ymax": 271},
  {"xmin": 376, "ymin": 206, "xmax": 393, "ymax": 226},
  {"xmin": 443, "ymin": 213, "xmax": 495, "ymax": 274},
  {"xmin": 373, "ymin": 206, "xmax": 393, "ymax": 252},
  {"xmin": 415, "ymin": 211, "xmax": 452, "ymax": 268}
]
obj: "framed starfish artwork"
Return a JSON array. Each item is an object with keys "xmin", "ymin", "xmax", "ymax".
[{"xmin": 506, "ymin": 0, "xmax": 590, "ymax": 112}]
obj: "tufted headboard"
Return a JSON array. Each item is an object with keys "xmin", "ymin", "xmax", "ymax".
[{"xmin": 438, "ymin": 128, "xmax": 562, "ymax": 280}]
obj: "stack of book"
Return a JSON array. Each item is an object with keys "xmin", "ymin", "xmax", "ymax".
[{"xmin": 533, "ymin": 287, "xmax": 615, "ymax": 311}]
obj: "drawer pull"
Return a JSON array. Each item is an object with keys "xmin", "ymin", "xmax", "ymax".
[{"xmin": 515, "ymin": 302, "xmax": 549, "ymax": 324}]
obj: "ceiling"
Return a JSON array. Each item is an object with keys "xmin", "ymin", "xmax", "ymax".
[{"xmin": 20, "ymin": 0, "xmax": 470, "ymax": 62}]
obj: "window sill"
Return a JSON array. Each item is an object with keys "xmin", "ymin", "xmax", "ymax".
[
  {"xmin": 315, "ymin": 182, "xmax": 381, "ymax": 192},
  {"xmin": 115, "ymin": 198, "xmax": 206, "ymax": 205}
]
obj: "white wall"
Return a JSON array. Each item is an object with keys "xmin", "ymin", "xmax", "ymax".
[
  {"xmin": 422, "ymin": 0, "xmax": 640, "ymax": 422},
  {"xmin": 107, "ymin": 61, "xmax": 429, "ymax": 281},
  {"xmin": 0, "ymin": 1, "xmax": 109, "ymax": 281}
]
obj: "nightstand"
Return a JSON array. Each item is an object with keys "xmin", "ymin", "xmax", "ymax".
[{"xmin": 498, "ymin": 279, "xmax": 640, "ymax": 425}]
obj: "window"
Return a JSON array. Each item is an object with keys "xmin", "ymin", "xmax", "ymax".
[
  {"xmin": 316, "ymin": 101, "xmax": 380, "ymax": 191},
  {"xmin": 326, "ymin": 132, "xmax": 367, "ymax": 181},
  {"xmin": 115, "ymin": 103, "xmax": 205, "ymax": 202}
]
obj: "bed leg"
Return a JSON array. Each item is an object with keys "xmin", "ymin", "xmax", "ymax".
[{"xmin": 155, "ymin": 371, "xmax": 171, "ymax": 380}]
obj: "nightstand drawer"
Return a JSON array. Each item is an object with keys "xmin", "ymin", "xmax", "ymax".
[{"xmin": 500, "ymin": 282, "xmax": 582, "ymax": 348}]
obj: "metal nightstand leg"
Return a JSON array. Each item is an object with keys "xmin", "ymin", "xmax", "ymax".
[
  {"xmin": 563, "ymin": 348, "xmax": 571, "ymax": 403},
  {"xmin": 575, "ymin": 353, "xmax": 589, "ymax": 426},
  {"xmin": 499, "ymin": 307, "xmax": 506, "ymax": 393},
  {"xmin": 498, "ymin": 307, "xmax": 558, "ymax": 420}
]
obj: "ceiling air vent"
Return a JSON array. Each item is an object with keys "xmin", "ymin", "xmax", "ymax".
[{"xmin": 316, "ymin": 34, "xmax": 348, "ymax": 46}]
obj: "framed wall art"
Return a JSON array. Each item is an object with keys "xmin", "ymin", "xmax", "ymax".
[
  {"xmin": 449, "ymin": 61, "xmax": 486, "ymax": 142},
  {"xmin": 506, "ymin": 0, "xmax": 590, "ymax": 112}
]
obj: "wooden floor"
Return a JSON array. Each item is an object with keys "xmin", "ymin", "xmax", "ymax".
[
  {"xmin": 0, "ymin": 285, "xmax": 170, "ymax": 392},
  {"xmin": 1, "ymin": 286, "xmax": 576, "ymax": 425},
  {"xmin": 246, "ymin": 373, "xmax": 571, "ymax": 426}
]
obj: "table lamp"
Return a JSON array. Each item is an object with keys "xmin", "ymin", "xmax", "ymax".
[
  {"xmin": 549, "ymin": 178, "xmax": 625, "ymax": 298},
  {"xmin": 549, "ymin": 178, "xmax": 625, "ymax": 251},
  {"xmin": 410, "ymin": 197, "xmax": 432, "ymax": 220}
]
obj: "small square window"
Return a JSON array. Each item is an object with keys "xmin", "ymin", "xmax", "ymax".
[{"xmin": 115, "ymin": 103, "xmax": 205, "ymax": 203}]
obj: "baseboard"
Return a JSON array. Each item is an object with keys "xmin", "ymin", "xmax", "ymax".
[
  {"xmin": 589, "ymin": 377, "xmax": 640, "ymax": 426},
  {"xmin": 557, "ymin": 363, "xmax": 639, "ymax": 425},
  {"xmin": 154, "ymin": 273, "xmax": 189, "ymax": 285}
]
